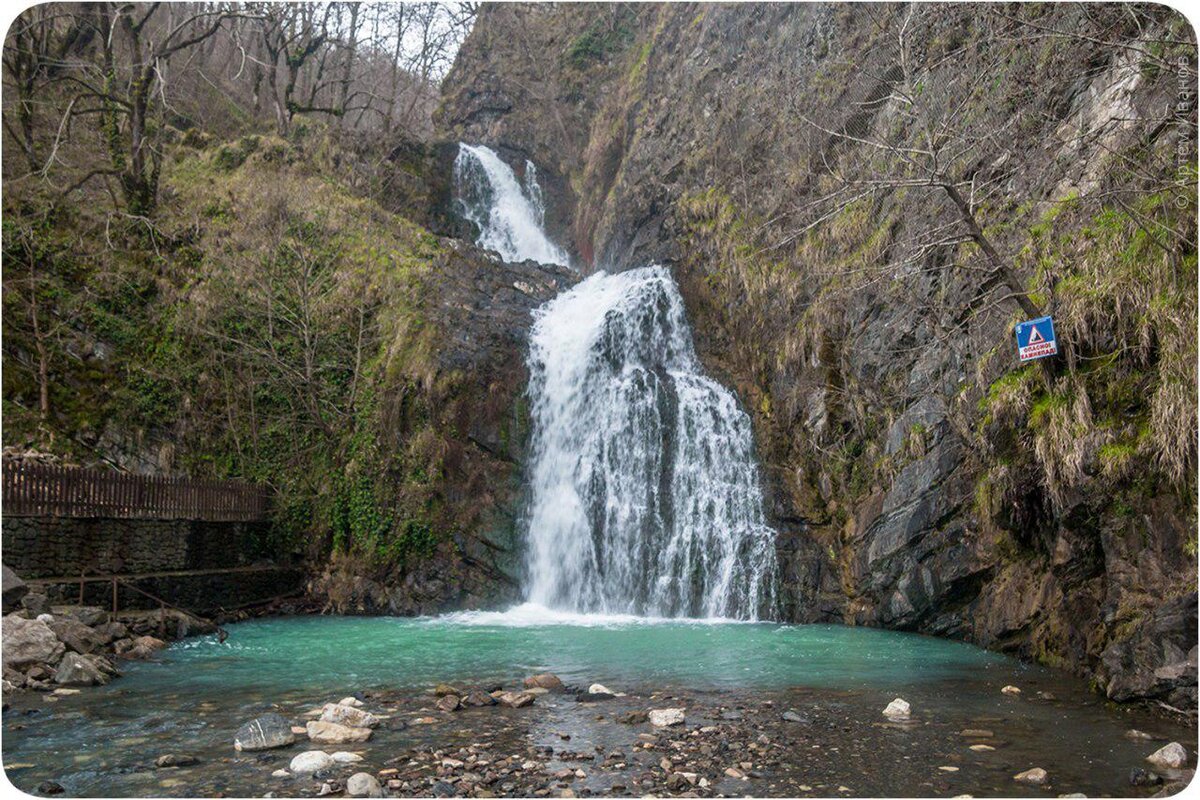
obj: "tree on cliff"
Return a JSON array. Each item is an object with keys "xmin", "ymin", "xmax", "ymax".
[{"xmin": 792, "ymin": 4, "xmax": 1195, "ymax": 325}]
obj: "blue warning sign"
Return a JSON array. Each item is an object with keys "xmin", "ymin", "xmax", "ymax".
[{"xmin": 1015, "ymin": 316, "xmax": 1058, "ymax": 362}]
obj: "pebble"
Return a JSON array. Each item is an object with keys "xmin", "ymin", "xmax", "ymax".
[
  {"xmin": 1001, "ymin": 685, "xmax": 1021, "ymax": 696},
  {"xmin": 960, "ymin": 729, "xmax": 994, "ymax": 738},
  {"xmin": 290, "ymin": 751, "xmax": 336, "ymax": 774},
  {"xmin": 882, "ymin": 698, "xmax": 910, "ymax": 719},
  {"xmin": 969, "ymin": 744, "xmax": 995, "ymax": 752},
  {"xmin": 1014, "ymin": 767, "xmax": 1048, "ymax": 785},
  {"xmin": 1146, "ymin": 742, "xmax": 1188, "ymax": 770},
  {"xmin": 306, "ymin": 720, "xmax": 372, "ymax": 744},
  {"xmin": 648, "ymin": 708, "xmax": 686, "ymax": 727},
  {"xmin": 271, "ymin": 769, "xmax": 290, "ymax": 778},
  {"xmin": 346, "ymin": 772, "xmax": 383, "ymax": 798},
  {"xmin": 338, "ymin": 697, "xmax": 364, "ymax": 708},
  {"xmin": 332, "ymin": 752, "xmax": 363, "ymax": 763},
  {"xmin": 939, "ymin": 766, "xmax": 959, "ymax": 772}
]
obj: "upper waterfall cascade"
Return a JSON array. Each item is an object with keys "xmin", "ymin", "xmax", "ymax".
[
  {"xmin": 453, "ymin": 143, "xmax": 569, "ymax": 266},
  {"xmin": 453, "ymin": 143, "xmax": 778, "ymax": 621}
]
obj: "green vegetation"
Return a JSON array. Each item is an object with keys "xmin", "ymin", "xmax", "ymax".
[{"xmin": 2, "ymin": 126, "xmax": 469, "ymax": 567}]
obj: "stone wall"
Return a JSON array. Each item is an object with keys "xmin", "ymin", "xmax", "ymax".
[{"xmin": 2, "ymin": 516, "xmax": 302, "ymax": 613}]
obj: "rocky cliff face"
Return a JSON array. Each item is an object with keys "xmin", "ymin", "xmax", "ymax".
[{"xmin": 438, "ymin": 3, "xmax": 1198, "ymax": 706}]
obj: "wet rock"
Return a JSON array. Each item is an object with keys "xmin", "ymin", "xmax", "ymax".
[
  {"xmin": 724, "ymin": 767, "xmax": 745, "ymax": 779},
  {"xmin": 1001, "ymin": 685, "xmax": 1021, "ymax": 696},
  {"xmin": 431, "ymin": 780, "xmax": 456, "ymax": 797},
  {"xmin": 338, "ymin": 697, "xmax": 364, "ymax": 708},
  {"xmin": 331, "ymin": 752, "xmax": 362, "ymax": 763},
  {"xmin": 1146, "ymin": 742, "xmax": 1187, "ymax": 770},
  {"xmin": 496, "ymin": 691, "xmax": 536, "ymax": 708},
  {"xmin": 307, "ymin": 720, "xmax": 372, "ymax": 744},
  {"xmin": 54, "ymin": 652, "xmax": 107, "ymax": 686},
  {"xmin": 960, "ymin": 729, "xmax": 994, "ymax": 738},
  {"xmin": 434, "ymin": 683, "xmax": 462, "ymax": 697},
  {"xmin": 436, "ymin": 694, "xmax": 461, "ymax": 712},
  {"xmin": 882, "ymin": 698, "xmax": 910, "ymax": 719},
  {"xmin": 523, "ymin": 673, "xmax": 563, "ymax": 690},
  {"xmin": 156, "ymin": 754, "xmax": 199, "ymax": 768},
  {"xmin": 462, "ymin": 691, "xmax": 497, "ymax": 706},
  {"xmin": 1126, "ymin": 729, "xmax": 1158, "ymax": 741},
  {"xmin": 118, "ymin": 635, "xmax": 168, "ymax": 660},
  {"xmin": 2, "ymin": 614, "xmax": 65, "ymax": 668},
  {"xmin": 588, "ymin": 683, "xmax": 622, "ymax": 696},
  {"xmin": 575, "ymin": 691, "xmax": 614, "ymax": 702},
  {"xmin": 618, "ymin": 710, "xmax": 649, "ymax": 724},
  {"xmin": 969, "ymin": 744, "xmax": 995, "ymax": 752},
  {"xmin": 347, "ymin": 772, "xmax": 383, "ymax": 798},
  {"xmin": 35, "ymin": 780, "xmax": 65, "ymax": 795},
  {"xmin": 649, "ymin": 708, "xmax": 685, "ymax": 727},
  {"xmin": 1130, "ymin": 768, "xmax": 1163, "ymax": 786},
  {"xmin": 235, "ymin": 713, "xmax": 296, "ymax": 751},
  {"xmin": 318, "ymin": 702, "xmax": 380, "ymax": 728},
  {"xmin": 271, "ymin": 769, "xmax": 290, "ymax": 778},
  {"xmin": 290, "ymin": 751, "xmax": 336, "ymax": 774},
  {"xmin": 1014, "ymin": 768, "xmax": 1048, "ymax": 785},
  {"xmin": 781, "ymin": 710, "xmax": 809, "ymax": 724}
]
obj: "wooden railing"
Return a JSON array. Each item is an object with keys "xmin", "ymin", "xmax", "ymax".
[{"xmin": 1, "ymin": 461, "xmax": 268, "ymax": 521}]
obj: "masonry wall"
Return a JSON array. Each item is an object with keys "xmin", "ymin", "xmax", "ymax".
[{"xmin": 1, "ymin": 516, "xmax": 303, "ymax": 613}]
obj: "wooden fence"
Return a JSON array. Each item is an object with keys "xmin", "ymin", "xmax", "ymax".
[{"xmin": 1, "ymin": 461, "xmax": 269, "ymax": 522}]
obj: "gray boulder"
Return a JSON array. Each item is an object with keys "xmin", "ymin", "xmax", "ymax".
[
  {"xmin": 21, "ymin": 592, "xmax": 50, "ymax": 616},
  {"xmin": 68, "ymin": 607, "xmax": 109, "ymax": 627},
  {"xmin": 48, "ymin": 618, "xmax": 103, "ymax": 654},
  {"xmin": 234, "ymin": 713, "xmax": 296, "ymax": 752},
  {"xmin": 54, "ymin": 652, "xmax": 108, "ymax": 686},
  {"xmin": 1, "ymin": 565, "xmax": 28, "ymax": 614},
  {"xmin": 2, "ymin": 614, "xmax": 65, "ymax": 668}
]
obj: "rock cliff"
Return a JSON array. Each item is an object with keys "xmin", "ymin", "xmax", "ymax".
[{"xmin": 438, "ymin": 3, "xmax": 1198, "ymax": 706}]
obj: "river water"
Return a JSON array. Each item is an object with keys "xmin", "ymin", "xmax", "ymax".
[{"xmin": 3, "ymin": 610, "xmax": 1193, "ymax": 797}]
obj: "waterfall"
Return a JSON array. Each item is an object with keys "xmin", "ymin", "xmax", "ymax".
[
  {"xmin": 524, "ymin": 268, "xmax": 778, "ymax": 620},
  {"xmin": 453, "ymin": 143, "xmax": 778, "ymax": 621},
  {"xmin": 453, "ymin": 143, "xmax": 569, "ymax": 266}
]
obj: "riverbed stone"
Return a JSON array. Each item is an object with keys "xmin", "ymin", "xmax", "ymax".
[
  {"xmin": 1001, "ymin": 685, "xmax": 1021, "ymax": 696},
  {"xmin": 2, "ymin": 614, "xmax": 65, "ymax": 668},
  {"xmin": 434, "ymin": 683, "xmax": 462, "ymax": 696},
  {"xmin": 347, "ymin": 772, "xmax": 383, "ymax": 798},
  {"xmin": 462, "ymin": 690, "xmax": 497, "ymax": 706},
  {"xmin": 1146, "ymin": 742, "xmax": 1187, "ymax": 769},
  {"xmin": 67, "ymin": 607, "xmax": 108, "ymax": 627},
  {"xmin": 338, "ymin": 697, "xmax": 364, "ymax": 707},
  {"xmin": 496, "ymin": 691, "xmax": 536, "ymax": 708},
  {"xmin": 155, "ymin": 754, "xmax": 199, "ymax": 768},
  {"xmin": 318, "ymin": 702, "xmax": 380, "ymax": 728},
  {"xmin": 649, "ymin": 708, "xmax": 686, "ymax": 727},
  {"xmin": 54, "ymin": 652, "xmax": 107, "ymax": 686},
  {"xmin": 1014, "ymin": 768, "xmax": 1048, "ymax": 785},
  {"xmin": 290, "ymin": 751, "xmax": 336, "ymax": 774},
  {"xmin": 882, "ymin": 698, "xmax": 910, "ymax": 719},
  {"xmin": 331, "ymin": 752, "xmax": 363, "ymax": 763},
  {"xmin": 524, "ymin": 673, "xmax": 563, "ymax": 690},
  {"xmin": 307, "ymin": 720, "xmax": 373, "ymax": 744},
  {"xmin": 436, "ymin": 694, "xmax": 461, "ymax": 712},
  {"xmin": 618, "ymin": 710, "xmax": 648, "ymax": 724},
  {"xmin": 234, "ymin": 713, "xmax": 296, "ymax": 751}
]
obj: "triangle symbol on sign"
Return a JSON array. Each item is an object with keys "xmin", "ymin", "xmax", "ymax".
[{"xmin": 1027, "ymin": 326, "xmax": 1044, "ymax": 344}]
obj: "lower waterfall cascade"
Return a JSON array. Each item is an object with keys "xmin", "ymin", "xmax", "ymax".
[{"xmin": 454, "ymin": 143, "xmax": 779, "ymax": 620}]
